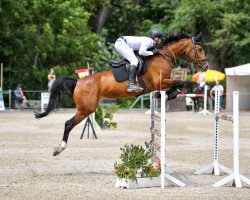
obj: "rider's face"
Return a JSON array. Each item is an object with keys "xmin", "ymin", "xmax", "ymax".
[{"xmin": 153, "ymin": 37, "xmax": 161, "ymax": 45}]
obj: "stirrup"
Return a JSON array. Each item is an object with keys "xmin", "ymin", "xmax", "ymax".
[{"xmin": 127, "ymin": 84, "xmax": 143, "ymax": 92}]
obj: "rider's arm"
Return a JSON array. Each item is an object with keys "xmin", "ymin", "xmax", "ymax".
[{"xmin": 138, "ymin": 38, "xmax": 154, "ymax": 56}]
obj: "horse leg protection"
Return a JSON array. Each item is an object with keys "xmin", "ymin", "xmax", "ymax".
[
  {"xmin": 153, "ymin": 88, "xmax": 181, "ymax": 101},
  {"xmin": 166, "ymin": 88, "xmax": 181, "ymax": 101},
  {"xmin": 173, "ymin": 80, "xmax": 184, "ymax": 90},
  {"xmin": 153, "ymin": 91, "xmax": 161, "ymax": 99}
]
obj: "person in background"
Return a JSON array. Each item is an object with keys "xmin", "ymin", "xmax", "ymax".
[
  {"xmin": 114, "ymin": 29, "xmax": 164, "ymax": 92},
  {"xmin": 48, "ymin": 67, "xmax": 56, "ymax": 91},
  {"xmin": 210, "ymin": 81, "xmax": 224, "ymax": 110},
  {"xmin": 14, "ymin": 84, "xmax": 27, "ymax": 109},
  {"xmin": 197, "ymin": 71, "xmax": 206, "ymax": 92}
]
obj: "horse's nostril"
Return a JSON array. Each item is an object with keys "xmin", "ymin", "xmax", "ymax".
[{"xmin": 201, "ymin": 65, "xmax": 208, "ymax": 72}]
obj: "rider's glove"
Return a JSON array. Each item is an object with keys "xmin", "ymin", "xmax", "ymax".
[{"xmin": 152, "ymin": 49, "xmax": 159, "ymax": 55}]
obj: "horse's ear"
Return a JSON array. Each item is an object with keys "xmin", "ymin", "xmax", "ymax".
[{"xmin": 194, "ymin": 32, "xmax": 202, "ymax": 42}]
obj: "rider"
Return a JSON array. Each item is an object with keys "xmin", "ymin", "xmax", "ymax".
[{"xmin": 114, "ymin": 29, "xmax": 164, "ymax": 92}]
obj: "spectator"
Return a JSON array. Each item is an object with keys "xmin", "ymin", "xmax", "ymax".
[
  {"xmin": 14, "ymin": 84, "xmax": 27, "ymax": 109},
  {"xmin": 197, "ymin": 71, "xmax": 206, "ymax": 92},
  {"xmin": 48, "ymin": 67, "xmax": 56, "ymax": 91},
  {"xmin": 210, "ymin": 81, "xmax": 224, "ymax": 110}
]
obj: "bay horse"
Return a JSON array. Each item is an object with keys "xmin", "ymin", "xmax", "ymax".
[{"xmin": 35, "ymin": 32, "xmax": 208, "ymax": 156}]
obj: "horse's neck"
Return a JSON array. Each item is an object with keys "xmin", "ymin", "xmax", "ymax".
[{"xmin": 163, "ymin": 39, "xmax": 190, "ymax": 59}]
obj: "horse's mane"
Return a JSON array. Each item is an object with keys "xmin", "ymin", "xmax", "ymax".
[{"xmin": 161, "ymin": 32, "xmax": 191, "ymax": 46}]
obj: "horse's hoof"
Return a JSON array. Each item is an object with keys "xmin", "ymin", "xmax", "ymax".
[{"xmin": 53, "ymin": 147, "xmax": 63, "ymax": 156}]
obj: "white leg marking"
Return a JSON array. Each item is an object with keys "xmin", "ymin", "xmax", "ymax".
[{"xmin": 60, "ymin": 141, "xmax": 67, "ymax": 149}]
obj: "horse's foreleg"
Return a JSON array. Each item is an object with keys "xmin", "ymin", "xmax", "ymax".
[
  {"xmin": 53, "ymin": 112, "xmax": 85, "ymax": 156},
  {"xmin": 154, "ymin": 79, "xmax": 184, "ymax": 100},
  {"xmin": 162, "ymin": 79, "xmax": 183, "ymax": 89}
]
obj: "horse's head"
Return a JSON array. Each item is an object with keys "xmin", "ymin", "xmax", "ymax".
[
  {"xmin": 185, "ymin": 33, "xmax": 208, "ymax": 71},
  {"xmin": 159, "ymin": 32, "xmax": 208, "ymax": 71}
]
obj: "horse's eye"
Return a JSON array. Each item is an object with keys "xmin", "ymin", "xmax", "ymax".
[{"xmin": 198, "ymin": 48, "xmax": 203, "ymax": 53}]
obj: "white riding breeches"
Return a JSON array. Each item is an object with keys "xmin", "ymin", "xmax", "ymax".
[{"xmin": 114, "ymin": 38, "xmax": 139, "ymax": 66}]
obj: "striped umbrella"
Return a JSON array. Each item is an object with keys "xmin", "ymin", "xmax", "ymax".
[{"xmin": 192, "ymin": 69, "xmax": 225, "ymax": 83}]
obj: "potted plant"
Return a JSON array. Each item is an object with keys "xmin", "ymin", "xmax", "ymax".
[{"xmin": 114, "ymin": 143, "xmax": 161, "ymax": 189}]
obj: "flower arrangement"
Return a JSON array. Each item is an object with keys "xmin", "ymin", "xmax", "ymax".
[{"xmin": 114, "ymin": 143, "xmax": 161, "ymax": 180}]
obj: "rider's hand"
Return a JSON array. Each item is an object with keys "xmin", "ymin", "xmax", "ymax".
[{"xmin": 152, "ymin": 49, "xmax": 159, "ymax": 55}]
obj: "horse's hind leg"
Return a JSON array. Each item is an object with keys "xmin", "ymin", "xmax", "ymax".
[{"xmin": 53, "ymin": 112, "xmax": 86, "ymax": 156}]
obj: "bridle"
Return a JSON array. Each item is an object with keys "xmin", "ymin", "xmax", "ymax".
[
  {"xmin": 158, "ymin": 38, "xmax": 208, "ymax": 70},
  {"xmin": 185, "ymin": 40, "xmax": 208, "ymax": 70}
]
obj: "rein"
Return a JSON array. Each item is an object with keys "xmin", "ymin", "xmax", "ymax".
[{"xmin": 159, "ymin": 52, "xmax": 177, "ymax": 69}]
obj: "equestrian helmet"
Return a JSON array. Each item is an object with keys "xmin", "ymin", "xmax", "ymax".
[{"xmin": 149, "ymin": 29, "xmax": 164, "ymax": 39}]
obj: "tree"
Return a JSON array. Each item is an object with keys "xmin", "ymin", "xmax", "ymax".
[
  {"xmin": 210, "ymin": 0, "xmax": 250, "ymax": 68},
  {"xmin": 0, "ymin": 0, "xmax": 102, "ymax": 90},
  {"xmin": 168, "ymin": 0, "xmax": 250, "ymax": 70}
]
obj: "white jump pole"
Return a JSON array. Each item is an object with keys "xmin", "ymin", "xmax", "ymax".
[
  {"xmin": 195, "ymin": 89, "xmax": 231, "ymax": 175},
  {"xmin": 151, "ymin": 91, "xmax": 185, "ymax": 188},
  {"xmin": 160, "ymin": 91, "xmax": 166, "ymax": 189},
  {"xmin": 213, "ymin": 91, "xmax": 250, "ymax": 188},
  {"xmin": 198, "ymin": 85, "xmax": 212, "ymax": 115},
  {"xmin": 150, "ymin": 92, "xmax": 156, "ymax": 156}
]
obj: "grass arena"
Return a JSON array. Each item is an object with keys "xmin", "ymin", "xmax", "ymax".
[{"xmin": 0, "ymin": 109, "xmax": 250, "ymax": 200}]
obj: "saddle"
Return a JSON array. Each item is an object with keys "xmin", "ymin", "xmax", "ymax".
[{"xmin": 110, "ymin": 55, "xmax": 147, "ymax": 82}]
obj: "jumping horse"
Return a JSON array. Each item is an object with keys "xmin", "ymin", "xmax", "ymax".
[{"xmin": 35, "ymin": 32, "xmax": 209, "ymax": 156}]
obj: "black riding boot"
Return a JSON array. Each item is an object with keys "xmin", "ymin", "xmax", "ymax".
[{"xmin": 127, "ymin": 65, "xmax": 143, "ymax": 92}]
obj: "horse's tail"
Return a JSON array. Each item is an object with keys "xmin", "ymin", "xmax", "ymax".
[{"xmin": 35, "ymin": 77, "xmax": 77, "ymax": 119}]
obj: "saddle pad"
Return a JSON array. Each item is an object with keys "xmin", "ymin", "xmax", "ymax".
[
  {"xmin": 110, "ymin": 56, "xmax": 147, "ymax": 82},
  {"xmin": 111, "ymin": 64, "xmax": 129, "ymax": 82}
]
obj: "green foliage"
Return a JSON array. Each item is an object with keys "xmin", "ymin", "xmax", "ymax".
[
  {"xmin": 0, "ymin": 0, "xmax": 101, "ymax": 90},
  {"xmin": 116, "ymin": 97, "xmax": 150, "ymax": 109},
  {"xmin": 186, "ymin": 74, "xmax": 193, "ymax": 81},
  {"xmin": 95, "ymin": 104, "xmax": 104, "ymax": 125},
  {"xmin": 103, "ymin": 103, "xmax": 119, "ymax": 129},
  {"xmin": 120, "ymin": 143, "xmax": 151, "ymax": 171},
  {"xmin": 103, "ymin": 103, "xmax": 119, "ymax": 118},
  {"xmin": 114, "ymin": 143, "xmax": 160, "ymax": 180},
  {"xmin": 116, "ymin": 98, "xmax": 135, "ymax": 108},
  {"xmin": 168, "ymin": 0, "xmax": 250, "ymax": 69},
  {"xmin": 169, "ymin": 0, "xmax": 218, "ymax": 33},
  {"xmin": 209, "ymin": 0, "xmax": 250, "ymax": 67},
  {"xmin": 103, "ymin": 121, "xmax": 118, "ymax": 129}
]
